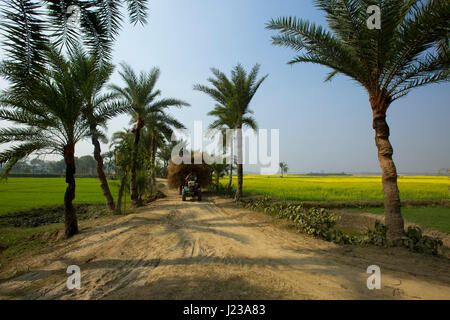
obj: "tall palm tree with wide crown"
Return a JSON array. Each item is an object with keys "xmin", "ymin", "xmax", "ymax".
[
  {"xmin": 0, "ymin": 46, "xmax": 91, "ymax": 237},
  {"xmin": 111, "ymin": 63, "xmax": 190, "ymax": 206},
  {"xmin": 194, "ymin": 64, "xmax": 268, "ymax": 200},
  {"xmin": 70, "ymin": 46, "xmax": 128, "ymax": 214},
  {"xmin": 267, "ymin": 0, "xmax": 449, "ymax": 245}
]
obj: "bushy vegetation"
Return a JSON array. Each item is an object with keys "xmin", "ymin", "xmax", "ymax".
[
  {"xmin": 348, "ymin": 207, "xmax": 450, "ymax": 234},
  {"xmin": 239, "ymin": 196, "xmax": 444, "ymax": 256},
  {"xmin": 402, "ymin": 226, "xmax": 444, "ymax": 255},
  {"xmin": 241, "ymin": 196, "xmax": 339, "ymax": 238},
  {"xmin": 358, "ymin": 221, "xmax": 443, "ymax": 255}
]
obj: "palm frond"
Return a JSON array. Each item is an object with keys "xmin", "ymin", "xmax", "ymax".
[
  {"xmin": 267, "ymin": 0, "xmax": 450, "ymax": 104},
  {"xmin": 0, "ymin": 0, "xmax": 48, "ymax": 89},
  {"xmin": 0, "ymin": 141, "xmax": 50, "ymax": 178},
  {"xmin": 44, "ymin": 0, "xmax": 149, "ymax": 60},
  {"xmin": 267, "ymin": 16, "xmax": 366, "ymax": 86},
  {"xmin": 125, "ymin": 0, "xmax": 149, "ymax": 25},
  {"xmin": 242, "ymin": 116, "xmax": 258, "ymax": 131},
  {"xmin": 149, "ymin": 98, "xmax": 190, "ymax": 111}
]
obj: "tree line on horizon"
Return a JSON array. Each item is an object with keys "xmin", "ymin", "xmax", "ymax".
[{"xmin": 1, "ymin": 155, "xmax": 113, "ymax": 176}]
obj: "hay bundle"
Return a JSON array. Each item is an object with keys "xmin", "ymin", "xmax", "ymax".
[{"xmin": 167, "ymin": 154, "xmax": 212, "ymax": 189}]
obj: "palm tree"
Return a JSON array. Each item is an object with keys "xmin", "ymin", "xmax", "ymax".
[
  {"xmin": 111, "ymin": 63, "xmax": 190, "ymax": 206},
  {"xmin": 283, "ymin": 163, "xmax": 289, "ymax": 176},
  {"xmin": 110, "ymin": 129, "xmax": 135, "ymax": 214},
  {"xmin": 70, "ymin": 47, "xmax": 127, "ymax": 214},
  {"xmin": 194, "ymin": 64, "xmax": 268, "ymax": 200},
  {"xmin": 279, "ymin": 162, "xmax": 287, "ymax": 177},
  {"xmin": 211, "ymin": 160, "xmax": 229, "ymax": 189},
  {"xmin": 0, "ymin": 46, "xmax": 90, "ymax": 237},
  {"xmin": 158, "ymin": 139, "xmax": 188, "ymax": 179},
  {"xmin": 267, "ymin": 0, "xmax": 449, "ymax": 245},
  {"xmin": 142, "ymin": 111, "xmax": 185, "ymax": 193},
  {"xmin": 102, "ymin": 151, "xmax": 115, "ymax": 176},
  {"xmin": 158, "ymin": 140, "xmax": 179, "ymax": 176},
  {"xmin": 207, "ymin": 105, "xmax": 238, "ymax": 190}
]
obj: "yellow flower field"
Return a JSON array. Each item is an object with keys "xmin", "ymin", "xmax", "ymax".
[{"xmin": 222, "ymin": 175, "xmax": 449, "ymax": 202}]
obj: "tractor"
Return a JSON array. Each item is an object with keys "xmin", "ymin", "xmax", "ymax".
[{"xmin": 181, "ymin": 174, "xmax": 202, "ymax": 201}]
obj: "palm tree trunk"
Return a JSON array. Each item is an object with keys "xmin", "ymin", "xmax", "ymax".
[
  {"xmin": 151, "ymin": 133, "xmax": 157, "ymax": 192},
  {"xmin": 63, "ymin": 143, "xmax": 78, "ymax": 238},
  {"xmin": 216, "ymin": 171, "xmax": 220, "ymax": 189},
  {"xmin": 235, "ymin": 126, "xmax": 243, "ymax": 201},
  {"xmin": 115, "ymin": 173, "xmax": 127, "ymax": 214},
  {"xmin": 164, "ymin": 160, "xmax": 169, "ymax": 178},
  {"xmin": 130, "ymin": 121, "xmax": 142, "ymax": 206},
  {"xmin": 91, "ymin": 133, "xmax": 115, "ymax": 213},
  {"xmin": 372, "ymin": 107, "xmax": 404, "ymax": 246},
  {"xmin": 227, "ymin": 141, "xmax": 233, "ymax": 190}
]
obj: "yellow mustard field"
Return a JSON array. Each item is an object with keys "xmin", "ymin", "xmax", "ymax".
[{"xmin": 222, "ymin": 175, "xmax": 449, "ymax": 201}]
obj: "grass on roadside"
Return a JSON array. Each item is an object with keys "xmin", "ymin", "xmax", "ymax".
[
  {"xmin": 0, "ymin": 223, "xmax": 63, "ymax": 271},
  {"xmin": 0, "ymin": 202, "xmax": 135, "ymax": 274},
  {"xmin": 351, "ymin": 207, "xmax": 450, "ymax": 234}
]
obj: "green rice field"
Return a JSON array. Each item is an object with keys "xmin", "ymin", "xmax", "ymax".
[{"xmin": 0, "ymin": 178, "xmax": 128, "ymax": 215}]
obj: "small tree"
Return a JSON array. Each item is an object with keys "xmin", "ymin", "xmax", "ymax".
[
  {"xmin": 279, "ymin": 162, "xmax": 287, "ymax": 177},
  {"xmin": 111, "ymin": 129, "xmax": 135, "ymax": 214},
  {"xmin": 211, "ymin": 160, "xmax": 229, "ymax": 189}
]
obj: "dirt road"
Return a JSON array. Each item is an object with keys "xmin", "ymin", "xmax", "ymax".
[{"xmin": 1, "ymin": 188, "xmax": 449, "ymax": 300}]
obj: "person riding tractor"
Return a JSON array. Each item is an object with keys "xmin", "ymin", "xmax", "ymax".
[
  {"xmin": 181, "ymin": 173, "xmax": 202, "ymax": 201},
  {"xmin": 168, "ymin": 154, "xmax": 212, "ymax": 200}
]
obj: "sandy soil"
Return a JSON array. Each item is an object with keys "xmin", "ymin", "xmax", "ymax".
[{"xmin": 0, "ymin": 187, "xmax": 449, "ymax": 300}]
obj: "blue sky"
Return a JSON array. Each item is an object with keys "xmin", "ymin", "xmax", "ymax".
[{"xmin": 1, "ymin": 0, "xmax": 449, "ymax": 173}]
